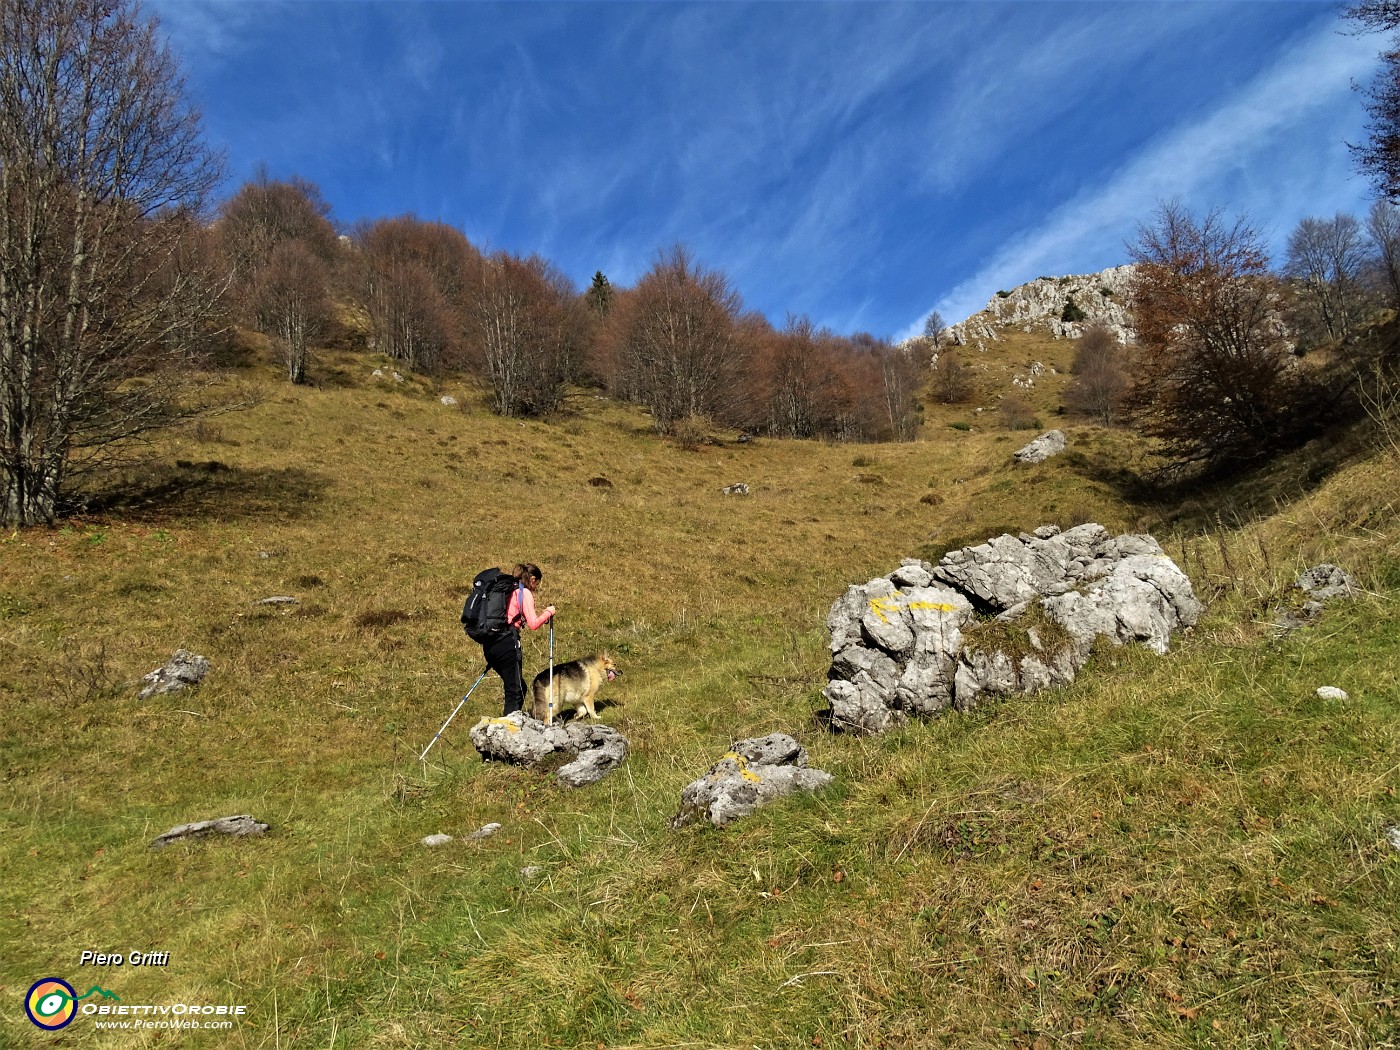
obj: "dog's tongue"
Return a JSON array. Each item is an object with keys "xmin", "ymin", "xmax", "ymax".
[{"xmin": 606, "ymin": 669, "xmax": 616, "ymax": 681}]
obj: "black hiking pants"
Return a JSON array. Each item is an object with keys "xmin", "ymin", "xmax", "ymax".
[{"xmin": 482, "ymin": 630, "xmax": 525, "ymax": 716}]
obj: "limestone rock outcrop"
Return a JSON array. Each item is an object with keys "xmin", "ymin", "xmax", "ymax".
[
  {"xmin": 824, "ymin": 525, "xmax": 1201, "ymax": 734},
  {"xmin": 942, "ymin": 266, "xmax": 1137, "ymax": 350},
  {"xmin": 1013, "ymin": 430, "xmax": 1067, "ymax": 464},
  {"xmin": 150, "ymin": 814, "xmax": 268, "ymax": 849},
  {"xmin": 1272, "ymin": 563, "xmax": 1359, "ymax": 630}
]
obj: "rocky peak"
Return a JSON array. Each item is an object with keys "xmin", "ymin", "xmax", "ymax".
[{"xmin": 944, "ymin": 265, "xmax": 1137, "ymax": 350}]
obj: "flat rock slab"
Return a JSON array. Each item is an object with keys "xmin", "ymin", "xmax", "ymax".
[
  {"xmin": 469, "ymin": 712, "xmax": 628, "ymax": 787},
  {"xmin": 150, "ymin": 814, "xmax": 268, "ymax": 849},
  {"xmin": 139, "ymin": 649, "xmax": 210, "ymax": 700},
  {"xmin": 671, "ymin": 733, "xmax": 833, "ymax": 829}
]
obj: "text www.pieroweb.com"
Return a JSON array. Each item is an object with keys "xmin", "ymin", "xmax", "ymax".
[
  {"xmin": 83, "ymin": 1003, "xmax": 246, "ymax": 1032},
  {"xmin": 94, "ymin": 1017, "xmax": 235, "ymax": 1031}
]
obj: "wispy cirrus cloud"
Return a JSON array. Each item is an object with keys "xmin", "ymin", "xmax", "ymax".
[
  {"xmin": 918, "ymin": 17, "xmax": 1381, "ymax": 336},
  {"xmin": 148, "ymin": 1, "xmax": 1380, "ymax": 340}
]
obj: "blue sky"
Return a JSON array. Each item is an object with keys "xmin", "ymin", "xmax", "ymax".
[{"xmin": 153, "ymin": 1, "xmax": 1383, "ymax": 340}]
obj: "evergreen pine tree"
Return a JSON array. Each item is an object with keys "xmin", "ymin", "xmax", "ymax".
[{"xmin": 586, "ymin": 271, "xmax": 613, "ymax": 316}]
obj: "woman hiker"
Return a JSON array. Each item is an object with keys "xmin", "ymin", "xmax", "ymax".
[{"xmin": 481, "ymin": 562, "xmax": 555, "ymax": 716}]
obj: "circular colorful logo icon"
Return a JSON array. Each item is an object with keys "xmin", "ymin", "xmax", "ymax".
[{"xmin": 25, "ymin": 978, "xmax": 77, "ymax": 1030}]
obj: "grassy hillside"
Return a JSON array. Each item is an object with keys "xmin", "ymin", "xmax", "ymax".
[{"xmin": 2, "ymin": 341, "xmax": 1398, "ymax": 1048}]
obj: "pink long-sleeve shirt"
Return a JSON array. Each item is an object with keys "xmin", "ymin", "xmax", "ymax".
[{"xmin": 507, "ymin": 585, "xmax": 553, "ymax": 631}]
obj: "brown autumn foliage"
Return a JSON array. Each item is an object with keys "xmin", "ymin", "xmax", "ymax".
[
  {"xmin": 354, "ymin": 216, "xmax": 479, "ymax": 374},
  {"xmin": 1064, "ymin": 323, "xmax": 1128, "ymax": 425},
  {"xmin": 218, "ymin": 169, "xmax": 339, "ymax": 278},
  {"xmin": 600, "ymin": 246, "xmax": 752, "ymax": 434},
  {"xmin": 756, "ymin": 317, "xmax": 858, "ymax": 438},
  {"xmin": 465, "ymin": 251, "xmax": 586, "ymax": 417},
  {"xmin": 217, "ymin": 172, "xmax": 340, "ymax": 382},
  {"xmin": 1125, "ymin": 202, "xmax": 1324, "ymax": 473}
]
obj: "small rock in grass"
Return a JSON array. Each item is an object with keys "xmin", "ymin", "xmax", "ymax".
[
  {"xmin": 1296, "ymin": 564, "xmax": 1357, "ymax": 601},
  {"xmin": 466, "ymin": 823, "xmax": 502, "ymax": 840},
  {"xmin": 1316, "ymin": 686, "xmax": 1349, "ymax": 701},
  {"xmin": 519, "ymin": 866, "xmax": 544, "ymax": 880},
  {"xmin": 421, "ymin": 833, "xmax": 453, "ymax": 847},
  {"xmin": 1387, "ymin": 827, "xmax": 1400, "ymax": 852},
  {"xmin": 139, "ymin": 649, "xmax": 210, "ymax": 700},
  {"xmin": 150, "ymin": 814, "xmax": 267, "ymax": 849}
]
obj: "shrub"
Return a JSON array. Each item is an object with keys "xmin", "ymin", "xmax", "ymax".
[
  {"xmin": 998, "ymin": 397, "xmax": 1039, "ymax": 430},
  {"xmin": 933, "ymin": 354, "xmax": 975, "ymax": 404},
  {"xmin": 1065, "ymin": 324, "xmax": 1128, "ymax": 425}
]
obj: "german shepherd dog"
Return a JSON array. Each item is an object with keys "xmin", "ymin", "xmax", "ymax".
[{"xmin": 530, "ymin": 652, "xmax": 621, "ymax": 723}]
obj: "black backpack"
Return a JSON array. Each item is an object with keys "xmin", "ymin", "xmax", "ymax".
[{"xmin": 461, "ymin": 568, "xmax": 520, "ymax": 643}]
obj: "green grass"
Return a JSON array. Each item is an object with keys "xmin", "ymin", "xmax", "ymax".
[{"xmin": 2, "ymin": 347, "xmax": 1399, "ymax": 1047}]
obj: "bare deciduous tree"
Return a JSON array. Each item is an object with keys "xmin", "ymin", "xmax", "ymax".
[
  {"xmin": 922, "ymin": 309, "xmax": 947, "ymax": 350},
  {"xmin": 1064, "ymin": 323, "xmax": 1128, "ymax": 425},
  {"xmin": 874, "ymin": 339, "xmax": 925, "ymax": 441},
  {"xmin": 467, "ymin": 252, "xmax": 583, "ymax": 417},
  {"xmin": 250, "ymin": 241, "xmax": 331, "ymax": 384},
  {"xmin": 1347, "ymin": 2, "xmax": 1400, "ymax": 199},
  {"xmin": 606, "ymin": 246, "xmax": 750, "ymax": 433},
  {"xmin": 0, "ymin": 0, "xmax": 226, "ymax": 526},
  {"xmin": 1283, "ymin": 213, "xmax": 1370, "ymax": 343},
  {"xmin": 932, "ymin": 352, "xmax": 975, "ymax": 404},
  {"xmin": 1367, "ymin": 199, "xmax": 1400, "ymax": 307},
  {"xmin": 1126, "ymin": 201, "xmax": 1314, "ymax": 473},
  {"xmin": 355, "ymin": 216, "xmax": 477, "ymax": 374},
  {"xmin": 997, "ymin": 395, "xmax": 1038, "ymax": 430}
]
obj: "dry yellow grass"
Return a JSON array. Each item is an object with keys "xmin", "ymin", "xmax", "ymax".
[{"xmin": 2, "ymin": 342, "xmax": 1398, "ymax": 1047}]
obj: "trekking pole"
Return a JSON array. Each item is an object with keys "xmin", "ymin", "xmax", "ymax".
[
  {"xmin": 419, "ymin": 668, "xmax": 489, "ymax": 761},
  {"xmin": 546, "ymin": 617, "xmax": 556, "ymax": 725}
]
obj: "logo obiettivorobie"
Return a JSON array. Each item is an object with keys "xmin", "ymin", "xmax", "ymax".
[{"xmin": 24, "ymin": 977, "xmax": 120, "ymax": 1030}]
